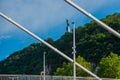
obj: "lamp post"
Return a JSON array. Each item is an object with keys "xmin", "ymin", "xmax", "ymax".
[
  {"xmin": 43, "ymin": 52, "xmax": 46, "ymax": 80},
  {"xmin": 72, "ymin": 22, "xmax": 76, "ymax": 80}
]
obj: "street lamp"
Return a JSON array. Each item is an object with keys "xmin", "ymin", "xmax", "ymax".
[
  {"xmin": 43, "ymin": 52, "xmax": 46, "ymax": 80},
  {"xmin": 72, "ymin": 22, "xmax": 76, "ymax": 80}
]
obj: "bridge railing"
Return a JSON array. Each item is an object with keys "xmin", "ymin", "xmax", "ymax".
[{"xmin": 0, "ymin": 75, "xmax": 118, "ymax": 80}]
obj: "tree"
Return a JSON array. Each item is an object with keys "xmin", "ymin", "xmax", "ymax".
[
  {"xmin": 97, "ymin": 52, "xmax": 120, "ymax": 78},
  {"xmin": 54, "ymin": 55, "xmax": 91, "ymax": 77}
]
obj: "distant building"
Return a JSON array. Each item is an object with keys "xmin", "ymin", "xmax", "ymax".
[{"xmin": 66, "ymin": 19, "xmax": 70, "ymax": 33}]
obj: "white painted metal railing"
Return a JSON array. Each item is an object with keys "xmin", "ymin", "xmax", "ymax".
[{"xmin": 0, "ymin": 75, "xmax": 118, "ymax": 80}]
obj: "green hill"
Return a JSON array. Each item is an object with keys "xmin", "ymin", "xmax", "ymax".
[{"xmin": 0, "ymin": 13, "xmax": 120, "ymax": 75}]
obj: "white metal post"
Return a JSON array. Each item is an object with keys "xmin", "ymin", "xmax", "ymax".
[
  {"xmin": 0, "ymin": 12, "xmax": 102, "ymax": 80},
  {"xmin": 43, "ymin": 52, "xmax": 46, "ymax": 80},
  {"xmin": 64, "ymin": 0, "xmax": 120, "ymax": 39},
  {"xmin": 72, "ymin": 22, "xmax": 76, "ymax": 80}
]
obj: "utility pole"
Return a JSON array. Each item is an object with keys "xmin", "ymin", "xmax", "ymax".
[
  {"xmin": 43, "ymin": 52, "xmax": 46, "ymax": 80},
  {"xmin": 72, "ymin": 22, "xmax": 76, "ymax": 80}
]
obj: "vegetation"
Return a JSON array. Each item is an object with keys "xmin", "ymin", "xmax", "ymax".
[
  {"xmin": 0, "ymin": 13, "xmax": 120, "ymax": 78},
  {"xmin": 97, "ymin": 52, "xmax": 120, "ymax": 78},
  {"xmin": 54, "ymin": 56, "xmax": 91, "ymax": 77}
]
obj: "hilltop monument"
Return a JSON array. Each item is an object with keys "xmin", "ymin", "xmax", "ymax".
[{"xmin": 66, "ymin": 19, "xmax": 70, "ymax": 33}]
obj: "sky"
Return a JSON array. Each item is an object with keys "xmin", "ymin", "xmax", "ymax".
[{"xmin": 0, "ymin": 0, "xmax": 120, "ymax": 61}]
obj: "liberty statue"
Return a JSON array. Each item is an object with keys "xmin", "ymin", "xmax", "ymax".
[{"xmin": 66, "ymin": 19, "xmax": 70, "ymax": 32}]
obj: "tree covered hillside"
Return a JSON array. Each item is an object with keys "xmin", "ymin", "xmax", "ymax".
[{"xmin": 0, "ymin": 13, "xmax": 120, "ymax": 75}]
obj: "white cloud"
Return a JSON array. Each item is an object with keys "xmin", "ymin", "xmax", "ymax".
[
  {"xmin": 0, "ymin": 35, "xmax": 11, "ymax": 40},
  {"xmin": 0, "ymin": 35, "xmax": 12, "ymax": 45}
]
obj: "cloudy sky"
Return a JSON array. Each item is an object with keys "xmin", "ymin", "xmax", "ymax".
[{"xmin": 0, "ymin": 0, "xmax": 120, "ymax": 60}]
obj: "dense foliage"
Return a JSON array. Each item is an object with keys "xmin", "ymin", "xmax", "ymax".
[
  {"xmin": 54, "ymin": 56, "xmax": 91, "ymax": 77},
  {"xmin": 76, "ymin": 13, "xmax": 120, "ymax": 64},
  {"xmin": 0, "ymin": 13, "xmax": 120, "ymax": 77},
  {"xmin": 97, "ymin": 52, "xmax": 120, "ymax": 78}
]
